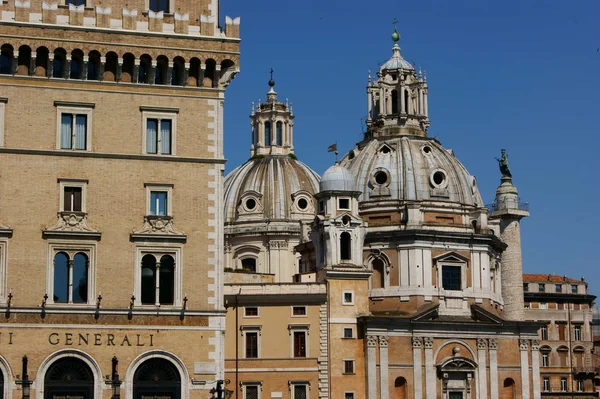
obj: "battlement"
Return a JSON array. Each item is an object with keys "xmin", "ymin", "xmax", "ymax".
[{"xmin": 0, "ymin": 0, "xmax": 240, "ymax": 39}]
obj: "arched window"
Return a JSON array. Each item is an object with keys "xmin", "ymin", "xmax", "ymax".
[
  {"xmin": 121, "ymin": 53, "xmax": 135, "ymax": 83},
  {"xmin": 241, "ymin": 258, "xmax": 256, "ymax": 273},
  {"xmin": 340, "ymin": 232, "xmax": 351, "ymax": 261},
  {"xmin": 53, "ymin": 252, "xmax": 69, "ymax": 303},
  {"xmin": 502, "ymin": 378, "xmax": 515, "ymax": 399},
  {"xmin": 276, "ymin": 121, "xmax": 283, "ymax": 146},
  {"xmin": 159, "ymin": 255, "xmax": 175, "ymax": 305},
  {"xmin": 558, "ymin": 346, "xmax": 569, "ymax": 367},
  {"xmin": 203, "ymin": 58, "xmax": 216, "ymax": 88},
  {"xmin": 53, "ymin": 48, "xmax": 67, "ymax": 78},
  {"xmin": 133, "ymin": 358, "xmax": 181, "ymax": 399},
  {"xmin": 104, "ymin": 52, "xmax": 118, "ymax": 82},
  {"xmin": 87, "ymin": 51, "xmax": 101, "ymax": 80},
  {"xmin": 188, "ymin": 57, "xmax": 200, "ymax": 87},
  {"xmin": 172, "ymin": 57, "xmax": 185, "ymax": 86},
  {"xmin": 391, "ymin": 89, "xmax": 398, "ymax": 114},
  {"xmin": 72, "ymin": 253, "xmax": 89, "ymax": 303},
  {"xmin": 70, "ymin": 49, "xmax": 84, "ymax": 79},
  {"xmin": 35, "ymin": 46, "xmax": 49, "ymax": 77},
  {"xmin": 155, "ymin": 55, "xmax": 168, "ymax": 85},
  {"xmin": 17, "ymin": 45, "xmax": 32, "ymax": 75},
  {"xmin": 138, "ymin": 54, "xmax": 152, "ymax": 84},
  {"xmin": 45, "ymin": 357, "xmax": 94, "ymax": 399},
  {"xmin": 0, "ymin": 45, "xmax": 14, "ymax": 75},
  {"xmin": 141, "ymin": 254, "xmax": 156, "ymax": 305},
  {"xmin": 264, "ymin": 121, "xmax": 271, "ymax": 145},
  {"xmin": 220, "ymin": 59, "xmax": 235, "ymax": 86},
  {"xmin": 394, "ymin": 377, "xmax": 407, "ymax": 399},
  {"xmin": 403, "ymin": 89, "xmax": 409, "ymax": 113},
  {"xmin": 0, "ymin": 367, "xmax": 4, "ymax": 399},
  {"xmin": 372, "ymin": 258, "xmax": 385, "ymax": 289}
]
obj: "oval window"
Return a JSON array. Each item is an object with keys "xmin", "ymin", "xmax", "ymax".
[
  {"xmin": 433, "ymin": 171, "xmax": 445, "ymax": 186},
  {"xmin": 245, "ymin": 198, "xmax": 256, "ymax": 210},
  {"xmin": 297, "ymin": 198, "xmax": 309, "ymax": 210},
  {"xmin": 374, "ymin": 171, "xmax": 388, "ymax": 185}
]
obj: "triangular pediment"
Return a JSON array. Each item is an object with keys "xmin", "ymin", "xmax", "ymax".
[
  {"xmin": 433, "ymin": 251, "xmax": 469, "ymax": 263},
  {"xmin": 378, "ymin": 142, "xmax": 395, "ymax": 155}
]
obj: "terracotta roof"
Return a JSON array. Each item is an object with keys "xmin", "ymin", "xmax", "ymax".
[{"xmin": 523, "ymin": 274, "xmax": 582, "ymax": 284}]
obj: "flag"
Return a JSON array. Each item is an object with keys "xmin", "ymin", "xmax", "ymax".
[{"xmin": 327, "ymin": 143, "xmax": 337, "ymax": 152}]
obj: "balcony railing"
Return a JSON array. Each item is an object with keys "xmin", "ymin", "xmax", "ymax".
[{"xmin": 486, "ymin": 200, "xmax": 529, "ymax": 213}]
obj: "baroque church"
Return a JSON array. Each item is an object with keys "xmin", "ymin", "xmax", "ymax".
[{"xmin": 223, "ymin": 28, "xmax": 543, "ymax": 399}]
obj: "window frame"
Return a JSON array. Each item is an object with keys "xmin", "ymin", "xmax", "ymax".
[
  {"xmin": 241, "ymin": 326, "xmax": 261, "ymax": 359},
  {"xmin": 343, "ymin": 327, "xmax": 354, "ymax": 339},
  {"xmin": 577, "ymin": 378, "xmax": 584, "ymax": 392},
  {"xmin": 344, "ymin": 393, "xmax": 355, "ymax": 399},
  {"xmin": 290, "ymin": 382, "xmax": 310, "ymax": 399},
  {"xmin": 555, "ymin": 283, "xmax": 562, "ymax": 293},
  {"xmin": 0, "ymin": 238, "xmax": 8, "ymax": 305},
  {"xmin": 343, "ymin": 359, "xmax": 355, "ymax": 375},
  {"xmin": 574, "ymin": 325, "xmax": 582, "ymax": 341},
  {"xmin": 59, "ymin": 179, "xmax": 88, "ymax": 213},
  {"xmin": 244, "ymin": 306, "xmax": 259, "ymax": 318},
  {"xmin": 46, "ymin": 241, "xmax": 96, "ymax": 306},
  {"xmin": 543, "ymin": 377, "xmax": 550, "ymax": 392},
  {"xmin": 288, "ymin": 324, "xmax": 309, "ymax": 358},
  {"xmin": 146, "ymin": 0, "xmax": 173, "ymax": 13},
  {"xmin": 571, "ymin": 284, "xmax": 578, "ymax": 293},
  {"xmin": 55, "ymin": 104, "xmax": 93, "ymax": 151},
  {"xmin": 541, "ymin": 324, "xmax": 548, "ymax": 340},
  {"xmin": 0, "ymin": 98, "xmax": 6, "ymax": 148},
  {"xmin": 337, "ymin": 198, "xmax": 351, "ymax": 211},
  {"xmin": 560, "ymin": 377, "xmax": 567, "ymax": 392},
  {"xmin": 141, "ymin": 108, "xmax": 178, "ymax": 156},
  {"xmin": 144, "ymin": 183, "xmax": 173, "ymax": 217},
  {"xmin": 541, "ymin": 351, "xmax": 549, "ymax": 367},
  {"xmin": 342, "ymin": 290, "xmax": 354, "ymax": 306},
  {"xmin": 241, "ymin": 382, "xmax": 261, "ymax": 399},
  {"xmin": 134, "ymin": 245, "xmax": 182, "ymax": 307},
  {"xmin": 291, "ymin": 306, "xmax": 307, "ymax": 317},
  {"xmin": 539, "ymin": 283, "xmax": 545, "ymax": 292}
]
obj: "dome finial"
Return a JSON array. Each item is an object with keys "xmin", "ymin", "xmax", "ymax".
[
  {"xmin": 391, "ymin": 18, "xmax": 400, "ymax": 43},
  {"xmin": 268, "ymin": 68, "xmax": 275, "ymax": 88}
]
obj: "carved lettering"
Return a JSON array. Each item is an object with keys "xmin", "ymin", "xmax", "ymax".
[
  {"xmin": 150, "ymin": 334, "xmax": 154, "ymax": 347},
  {"xmin": 107, "ymin": 334, "xmax": 115, "ymax": 346},
  {"xmin": 49, "ymin": 332, "xmax": 59, "ymax": 345},
  {"xmin": 65, "ymin": 333, "xmax": 73, "ymax": 345},
  {"xmin": 94, "ymin": 334, "xmax": 102, "ymax": 346},
  {"xmin": 9, "ymin": 332, "xmax": 13, "ymax": 344},
  {"xmin": 79, "ymin": 333, "xmax": 88, "ymax": 345},
  {"xmin": 45, "ymin": 332, "xmax": 154, "ymax": 347},
  {"xmin": 121, "ymin": 335, "xmax": 131, "ymax": 346},
  {"xmin": 136, "ymin": 334, "xmax": 145, "ymax": 346}
]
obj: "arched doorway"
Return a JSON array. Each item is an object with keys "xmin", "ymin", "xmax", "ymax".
[
  {"xmin": 394, "ymin": 377, "xmax": 407, "ymax": 399},
  {"xmin": 133, "ymin": 358, "xmax": 181, "ymax": 399},
  {"xmin": 438, "ymin": 356, "xmax": 477, "ymax": 398},
  {"xmin": 44, "ymin": 357, "xmax": 94, "ymax": 399}
]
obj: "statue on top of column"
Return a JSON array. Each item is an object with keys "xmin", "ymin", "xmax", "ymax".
[{"xmin": 495, "ymin": 149, "xmax": 512, "ymax": 178}]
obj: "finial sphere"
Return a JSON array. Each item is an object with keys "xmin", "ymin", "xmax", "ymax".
[
  {"xmin": 392, "ymin": 29, "xmax": 400, "ymax": 43},
  {"xmin": 268, "ymin": 79, "xmax": 275, "ymax": 87}
]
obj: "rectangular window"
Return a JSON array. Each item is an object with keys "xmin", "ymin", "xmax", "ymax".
[
  {"xmin": 543, "ymin": 377, "xmax": 550, "ymax": 392},
  {"xmin": 66, "ymin": 0, "xmax": 86, "ymax": 5},
  {"xmin": 146, "ymin": 119, "xmax": 172, "ymax": 154},
  {"xmin": 574, "ymin": 303, "xmax": 581, "ymax": 310},
  {"xmin": 555, "ymin": 283, "xmax": 562, "ymax": 292},
  {"xmin": 149, "ymin": 0, "xmax": 170, "ymax": 12},
  {"xmin": 292, "ymin": 306, "xmax": 306, "ymax": 316},
  {"xmin": 343, "ymin": 360, "xmax": 354, "ymax": 374},
  {"xmin": 245, "ymin": 307, "xmax": 259, "ymax": 317},
  {"xmin": 244, "ymin": 385, "xmax": 259, "ymax": 399},
  {"xmin": 63, "ymin": 187, "xmax": 83, "ymax": 212},
  {"xmin": 318, "ymin": 200, "xmax": 325, "ymax": 213},
  {"xmin": 558, "ymin": 324, "xmax": 566, "ymax": 340},
  {"xmin": 572, "ymin": 284, "xmax": 578, "ymax": 293},
  {"xmin": 442, "ymin": 265, "xmax": 461, "ymax": 290},
  {"xmin": 558, "ymin": 302, "xmax": 565, "ymax": 310},
  {"xmin": 343, "ymin": 328, "xmax": 353, "ymax": 339},
  {"xmin": 574, "ymin": 325, "xmax": 582, "ymax": 341},
  {"xmin": 150, "ymin": 191, "xmax": 168, "ymax": 216},
  {"xmin": 344, "ymin": 394, "xmax": 355, "ymax": 399},
  {"xmin": 342, "ymin": 291, "xmax": 354, "ymax": 305},
  {"xmin": 338, "ymin": 198, "xmax": 350, "ymax": 210},
  {"xmin": 577, "ymin": 379, "xmax": 584, "ymax": 392},
  {"xmin": 292, "ymin": 385, "xmax": 307, "ymax": 399},
  {"xmin": 560, "ymin": 377, "xmax": 567, "ymax": 392},
  {"xmin": 145, "ymin": 183, "xmax": 173, "ymax": 217},
  {"xmin": 60, "ymin": 113, "xmax": 88, "ymax": 150},
  {"xmin": 293, "ymin": 331, "xmax": 306, "ymax": 358},
  {"xmin": 245, "ymin": 332, "xmax": 258, "ymax": 358},
  {"xmin": 539, "ymin": 283, "xmax": 545, "ymax": 292},
  {"xmin": 541, "ymin": 352, "xmax": 549, "ymax": 367},
  {"xmin": 541, "ymin": 325, "xmax": 548, "ymax": 340},
  {"xmin": 523, "ymin": 283, "xmax": 528, "ymax": 292}
]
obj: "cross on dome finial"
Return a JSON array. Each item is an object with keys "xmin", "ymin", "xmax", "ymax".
[
  {"xmin": 392, "ymin": 18, "xmax": 400, "ymax": 43},
  {"xmin": 268, "ymin": 68, "xmax": 275, "ymax": 87}
]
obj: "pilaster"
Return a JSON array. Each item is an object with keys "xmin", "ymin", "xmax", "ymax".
[
  {"xmin": 519, "ymin": 339, "xmax": 530, "ymax": 399},
  {"xmin": 531, "ymin": 339, "xmax": 541, "ymax": 399},
  {"xmin": 477, "ymin": 338, "xmax": 488, "ymax": 399},
  {"xmin": 424, "ymin": 337, "xmax": 435, "ymax": 398},
  {"xmin": 412, "ymin": 337, "xmax": 423, "ymax": 399},
  {"xmin": 379, "ymin": 336, "xmax": 389, "ymax": 399},
  {"xmin": 488, "ymin": 338, "xmax": 498, "ymax": 399},
  {"xmin": 367, "ymin": 335, "xmax": 377, "ymax": 399}
]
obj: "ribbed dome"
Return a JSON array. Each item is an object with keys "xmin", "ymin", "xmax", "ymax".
[
  {"xmin": 320, "ymin": 164, "xmax": 356, "ymax": 192},
  {"xmin": 339, "ymin": 136, "xmax": 483, "ymax": 206},
  {"xmin": 380, "ymin": 44, "xmax": 414, "ymax": 71},
  {"xmin": 224, "ymin": 156, "xmax": 320, "ymax": 222}
]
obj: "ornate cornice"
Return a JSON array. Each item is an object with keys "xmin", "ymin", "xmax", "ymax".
[
  {"xmin": 131, "ymin": 216, "xmax": 186, "ymax": 242},
  {"xmin": 43, "ymin": 212, "xmax": 101, "ymax": 239}
]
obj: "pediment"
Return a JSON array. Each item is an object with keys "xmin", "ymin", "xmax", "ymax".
[
  {"xmin": 378, "ymin": 142, "xmax": 396, "ymax": 155},
  {"xmin": 433, "ymin": 251, "xmax": 469, "ymax": 263}
]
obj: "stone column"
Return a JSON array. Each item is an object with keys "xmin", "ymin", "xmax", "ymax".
[
  {"xmin": 65, "ymin": 56, "xmax": 71, "ymax": 79},
  {"xmin": 412, "ymin": 337, "xmax": 423, "ymax": 399},
  {"xmin": 399, "ymin": 84, "xmax": 405, "ymax": 114},
  {"xmin": 379, "ymin": 336, "xmax": 389, "ymax": 399},
  {"xmin": 488, "ymin": 339, "xmax": 498, "ymax": 399},
  {"xmin": 183, "ymin": 62, "xmax": 190, "ymax": 87},
  {"xmin": 366, "ymin": 335, "xmax": 377, "ymax": 399},
  {"xmin": 424, "ymin": 337, "xmax": 435, "ymax": 398},
  {"xmin": 47, "ymin": 55, "xmax": 54, "ymax": 78},
  {"xmin": 367, "ymin": 89, "xmax": 373, "ymax": 121},
  {"xmin": 150, "ymin": 60, "xmax": 157, "ymax": 84},
  {"xmin": 98, "ymin": 57, "xmax": 105, "ymax": 82},
  {"xmin": 519, "ymin": 339, "xmax": 530, "ymax": 399},
  {"xmin": 133, "ymin": 59, "xmax": 140, "ymax": 83},
  {"xmin": 477, "ymin": 339, "xmax": 488, "ymax": 399},
  {"xmin": 531, "ymin": 340, "xmax": 541, "ymax": 399},
  {"xmin": 82, "ymin": 56, "xmax": 88, "ymax": 80},
  {"xmin": 167, "ymin": 61, "xmax": 173, "ymax": 85},
  {"xmin": 11, "ymin": 52, "xmax": 18, "ymax": 75},
  {"xmin": 30, "ymin": 52, "xmax": 36, "ymax": 76},
  {"xmin": 379, "ymin": 87, "xmax": 385, "ymax": 115},
  {"xmin": 117, "ymin": 58, "xmax": 123, "ymax": 82},
  {"xmin": 424, "ymin": 89, "xmax": 428, "ymax": 117}
]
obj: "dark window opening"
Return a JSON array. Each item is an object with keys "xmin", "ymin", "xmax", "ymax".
[
  {"xmin": 442, "ymin": 265, "xmax": 461, "ymax": 291},
  {"xmin": 241, "ymin": 258, "xmax": 256, "ymax": 273},
  {"xmin": 293, "ymin": 331, "xmax": 306, "ymax": 357},
  {"xmin": 340, "ymin": 232, "xmax": 351, "ymax": 261},
  {"xmin": 64, "ymin": 187, "xmax": 83, "ymax": 212},
  {"xmin": 245, "ymin": 332, "xmax": 258, "ymax": 358},
  {"xmin": 338, "ymin": 198, "xmax": 350, "ymax": 210},
  {"xmin": 374, "ymin": 171, "xmax": 388, "ymax": 185},
  {"xmin": 149, "ymin": 0, "xmax": 169, "ymax": 12}
]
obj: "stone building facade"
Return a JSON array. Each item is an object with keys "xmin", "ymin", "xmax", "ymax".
[
  {"xmin": 0, "ymin": 1, "xmax": 239, "ymax": 399},
  {"xmin": 524, "ymin": 274, "xmax": 597, "ymax": 396}
]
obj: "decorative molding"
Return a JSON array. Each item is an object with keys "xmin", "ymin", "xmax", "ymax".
[
  {"xmin": 531, "ymin": 339, "xmax": 540, "ymax": 350},
  {"xmin": 54, "ymin": 101, "xmax": 95, "ymax": 109},
  {"xmin": 412, "ymin": 336, "xmax": 423, "ymax": 348},
  {"xmin": 148, "ymin": 10, "xmax": 164, "ymax": 19},
  {"xmin": 68, "ymin": 3, "xmax": 84, "ymax": 13},
  {"xmin": 174, "ymin": 13, "xmax": 189, "ymax": 21},
  {"xmin": 122, "ymin": 8, "xmax": 138, "ymax": 17},
  {"xmin": 423, "ymin": 337, "xmax": 433, "ymax": 349},
  {"xmin": 139, "ymin": 106, "xmax": 179, "ymax": 114},
  {"xmin": 378, "ymin": 336, "xmax": 388, "ymax": 348},
  {"xmin": 366, "ymin": 335, "xmax": 377, "ymax": 348},
  {"xmin": 43, "ymin": 212, "xmax": 101, "ymax": 239},
  {"xmin": 131, "ymin": 216, "xmax": 187, "ymax": 242},
  {"xmin": 0, "ymin": 223, "xmax": 12, "ymax": 238},
  {"xmin": 488, "ymin": 338, "xmax": 497, "ymax": 350},
  {"xmin": 15, "ymin": 0, "xmax": 31, "ymax": 8},
  {"xmin": 519, "ymin": 339, "xmax": 529, "ymax": 351},
  {"xmin": 477, "ymin": 338, "xmax": 486, "ymax": 350},
  {"xmin": 95, "ymin": 6, "xmax": 111, "ymax": 15}
]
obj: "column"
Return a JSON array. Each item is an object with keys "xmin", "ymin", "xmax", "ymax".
[
  {"xmin": 30, "ymin": 52, "xmax": 36, "ymax": 76},
  {"xmin": 399, "ymin": 84, "xmax": 405, "ymax": 114},
  {"xmin": 98, "ymin": 57, "xmax": 105, "ymax": 82},
  {"xmin": 47, "ymin": 55, "xmax": 54, "ymax": 78},
  {"xmin": 379, "ymin": 336, "xmax": 389, "ymax": 399},
  {"xmin": 12, "ymin": 52, "xmax": 18, "ymax": 75},
  {"xmin": 117, "ymin": 58, "xmax": 123, "ymax": 82},
  {"xmin": 366, "ymin": 335, "xmax": 377, "ymax": 399},
  {"xmin": 424, "ymin": 90, "xmax": 428, "ymax": 117},
  {"xmin": 82, "ymin": 56, "xmax": 88, "ymax": 80},
  {"xmin": 65, "ymin": 56, "xmax": 71, "ymax": 79},
  {"xmin": 183, "ymin": 62, "xmax": 190, "ymax": 87},
  {"xmin": 519, "ymin": 339, "xmax": 530, "ymax": 399},
  {"xmin": 214, "ymin": 64, "xmax": 221, "ymax": 88},
  {"xmin": 150, "ymin": 60, "xmax": 157, "ymax": 84},
  {"xmin": 379, "ymin": 87, "xmax": 384, "ymax": 115},
  {"xmin": 367, "ymin": 89, "xmax": 373, "ymax": 121},
  {"xmin": 154, "ymin": 262, "xmax": 161, "ymax": 306},
  {"xmin": 412, "ymin": 337, "xmax": 423, "ymax": 399},
  {"xmin": 531, "ymin": 340, "xmax": 541, "ymax": 399},
  {"xmin": 419, "ymin": 89, "xmax": 424, "ymax": 115},
  {"xmin": 488, "ymin": 339, "xmax": 498, "ymax": 399},
  {"xmin": 133, "ymin": 59, "xmax": 140, "ymax": 83},
  {"xmin": 424, "ymin": 337, "xmax": 435, "ymax": 398},
  {"xmin": 477, "ymin": 339, "xmax": 488, "ymax": 399},
  {"xmin": 167, "ymin": 61, "xmax": 173, "ymax": 85}
]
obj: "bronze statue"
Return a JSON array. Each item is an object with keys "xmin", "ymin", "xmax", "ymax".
[{"xmin": 495, "ymin": 149, "xmax": 512, "ymax": 178}]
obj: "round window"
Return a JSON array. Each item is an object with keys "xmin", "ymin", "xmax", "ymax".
[
  {"xmin": 423, "ymin": 146, "xmax": 431, "ymax": 154},
  {"xmin": 342, "ymin": 215, "xmax": 351, "ymax": 226},
  {"xmin": 348, "ymin": 151, "xmax": 355, "ymax": 160},
  {"xmin": 245, "ymin": 198, "xmax": 256, "ymax": 210},
  {"xmin": 297, "ymin": 198, "xmax": 309, "ymax": 210},
  {"xmin": 374, "ymin": 171, "xmax": 388, "ymax": 185},
  {"xmin": 381, "ymin": 146, "xmax": 390, "ymax": 154},
  {"xmin": 433, "ymin": 171, "xmax": 445, "ymax": 186}
]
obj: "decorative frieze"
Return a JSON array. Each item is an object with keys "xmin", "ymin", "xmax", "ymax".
[
  {"xmin": 367, "ymin": 335, "xmax": 377, "ymax": 348},
  {"xmin": 488, "ymin": 338, "xmax": 498, "ymax": 350},
  {"xmin": 131, "ymin": 216, "xmax": 186, "ymax": 242},
  {"xmin": 477, "ymin": 338, "xmax": 486, "ymax": 350},
  {"xmin": 423, "ymin": 337, "xmax": 433, "ymax": 349},
  {"xmin": 43, "ymin": 212, "xmax": 100, "ymax": 239},
  {"xmin": 378, "ymin": 336, "xmax": 388, "ymax": 348},
  {"xmin": 412, "ymin": 336, "xmax": 423, "ymax": 348}
]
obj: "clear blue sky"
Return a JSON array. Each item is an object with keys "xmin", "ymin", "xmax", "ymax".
[{"xmin": 220, "ymin": 1, "xmax": 600, "ymax": 297}]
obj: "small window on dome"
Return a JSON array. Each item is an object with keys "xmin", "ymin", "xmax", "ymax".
[
  {"xmin": 433, "ymin": 172, "xmax": 444, "ymax": 185},
  {"xmin": 374, "ymin": 171, "xmax": 388, "ymax": 185},
  {"xmin": 381, "ymin": 146, "xmax": 391, "ymax": 154},
  {"xmin": 297, "ymin": 198, "xmax": 309, "ymax": 211},
  {"xmin": 338, "ymin": 198, "xmax": 350, "ymax": 210},
  {"xmin": 348, "ymin": 151, "xmax": 355, "ymax": 160},
  {"xmin": 423, "ymin": 146, "xmax": 431, "ymax": 154},
  {"xmin": 245, "ymin": 198, "xmax": 256, "ymax": 210}
]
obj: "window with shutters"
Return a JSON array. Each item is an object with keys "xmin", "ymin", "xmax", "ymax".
[
  {"xmin": 240, "ymin": 327, "xmax": 261, "ymax": 359},
  {"xmin": 293, "ymin": 331, "xmax": 306, "ymax": 358},
  {"xmin": 55, "ymin": 103, "xmax": 93, "ymax": 151},
  {"xmin": 141, "ymin": 108, "xmax": 178, "ymax": 155},
  {"xmin": 343, "ymin": 360, "xmax": 355, "ymax": 374},
  {"xmin": 58, "ymin": 179, "xmax": 88, "ymax": 214}
]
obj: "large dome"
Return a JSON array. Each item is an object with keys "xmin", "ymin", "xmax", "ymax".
[
  {"xmin": 224, "ymin": 156, "xmax": 320, "ymax": 222},
  {"xmin": 339, "ymin": 136, "xmax": 483, "ymax": 206}
]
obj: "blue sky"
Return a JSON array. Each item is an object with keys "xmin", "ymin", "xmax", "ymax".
[{"xmin": 220, "ymin": 1, "xmax": 600, "ymax": 296}]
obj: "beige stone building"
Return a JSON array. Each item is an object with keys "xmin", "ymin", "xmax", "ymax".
[
  {"xmin": 523, "ymin": 274, "xmax": 597, "ymax": 396},
  {"xmin": 0, "ymin": 1, "xmax": 239, "ymax": 398}
]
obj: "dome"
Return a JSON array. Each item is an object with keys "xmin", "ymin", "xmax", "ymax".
[
  {"xmin": 319, "ymin": 163, "xmax": 356, "ymax": 192},
  {"xmin": 224, "ymin": 156, "xmax": 320, "ymax": 222},
  {"xmin": 380, "ymin": 44, "xmax": 414, "ymax": 71},
  {"xmin": 339, "ymin": 136, "xmax": 483, "ymax": 206}
]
